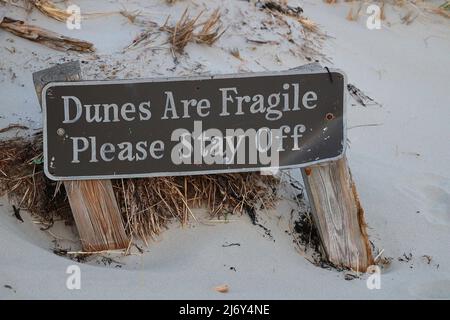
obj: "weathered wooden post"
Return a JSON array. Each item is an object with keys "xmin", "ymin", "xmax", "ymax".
[
  {"xmin": 301, "ymin": 158, "xmax": 373, "ymax": 272},
  {"xmin": 33, "ymin": 61, "xmax": 129, "ymax": 251},
  {"xmin": 288, "ymin": 63, "xmax": 373, "ymax": 272}
]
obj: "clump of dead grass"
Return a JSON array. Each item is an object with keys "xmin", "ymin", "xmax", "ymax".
[
  {"xmin": 115, "ymin": 173, "xmax": 278, "ymax": 243},
  {"xmin": 0, "ymin": 134, "xmax": 71, "ymax": 221},
  {"xmin": 195, "ymin": 9, "xmax": 227, "ymax": 45},
  {"xmin": 160, "ymin": 9, "xmax": 201, "ymax": 53},
  {"xmin": 160, "ymin": 8, "xmax": 226, "ymax": 53},
  {"xmin": 0, "ymin": 133, "xmax": 280, "ymax": 242}
]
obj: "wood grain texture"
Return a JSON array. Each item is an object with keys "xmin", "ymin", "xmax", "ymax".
[
  {"xmin": 33, "ymin": 61, "xmax": 129, "ymax": 251},
  {"xmin": 1, "ymin": 17, "xmax": 94, "ymax": 52},
  {"xmin": 65, "ymin": 180, "xmax": 129, "ymax": 251},
  {"xmin": 302, "ymin": 157, "xmax": 373, "ymax": 272}
]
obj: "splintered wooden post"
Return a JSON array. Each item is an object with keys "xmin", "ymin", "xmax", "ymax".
[
  {"xmin": 33, "ymin": 62, "xmax": 129, "ymax": 251},
  {"xmin": 301, "ymin": 157, "xmax": 373, "ymax": 272},
  {"xmin": 64, "ymin": 180, "xmax": 129, "ymax": 251}
]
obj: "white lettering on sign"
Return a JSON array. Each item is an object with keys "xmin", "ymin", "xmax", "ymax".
[
  {"xmin": 43, "ymin": 70, "xmax": 345, "ymax": 180},
  {"xmin": 62, "ymin": 96, "xmax": 152, "ymax": 123}
]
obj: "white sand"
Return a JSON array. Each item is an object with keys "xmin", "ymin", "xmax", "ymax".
[{"xmin": 0, "ymin": 0, "xmax": 449, "ymax": 299}]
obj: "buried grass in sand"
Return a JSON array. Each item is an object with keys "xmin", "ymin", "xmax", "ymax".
[{"xmin": 0, "ymin": 132, "xmax": 280, "ymax": 246}]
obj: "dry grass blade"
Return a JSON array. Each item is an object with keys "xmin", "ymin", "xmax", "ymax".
[
  {"xmin": 229, "ymin": 48, "xmax": 243, "ymax": 61},
  {"xmin": 2, "ymin": 0, "xmax": 117, "ymax": 21},
  {"xmin": 160, "ymin": 9, "xmax": 226, "ymax": 53},
  {"xmin": 435, "ymin": 1, "xmax": 450, "ymax": 18},
  {"xmin": 298, "ymin": 17, "xmax": 319, "ymax": 33},
  {"xmin": 121, "ymin": 10, "xmax": 159, "ymax": 51},
  {"xmin": 0, "ymin": 17, "xmax": 94, "ymax": 52},
  {"xmin": 124, "ymin": 30, "xmax": 158, "ymax": 51},
  {"xmin": 195, "ymin": 9, "xmax": 226, "ymax": 45},
  {"xmin": 28, "ymin": 0, "xmax": 71, "ymax": 22},
  {"xmin": 160, "ymin": 8, "xmax": 202, "ymax": 53},
  {"xmin": 120, "ymin": 9, "xmax": 140, "ymax": 23},
  {"xmin": 120, "ymin": 9, "xmax": 158, "ymax": 27}
]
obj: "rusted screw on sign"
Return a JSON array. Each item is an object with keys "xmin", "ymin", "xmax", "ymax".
[
  {"xmin": 57, "ymin": 128, "xmax": 65, "ymax": 136},
  {"xmin": 325, "ymin": 113, "xmax": 334, "ymax": 121}
]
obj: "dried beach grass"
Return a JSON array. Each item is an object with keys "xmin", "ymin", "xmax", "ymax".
[
  {"xmin": 195, "ymin": 9, "xmax": 227, "ymax": 45},
  {"xmin": 161, "ymin": 8, "xmax": 201, "ymax": 53},
  {"xmin": 0, "ymin": 134, "xmax": 71, "ymax": 221},
  {"xmin": 160, "ymin": 8, "xmax": 226, "ymax": 53},
  {"xmin": 0, "ymin": 16, "xmax": 94, "ymax": 52},
  {"xmin": 435, "ymin": 1, "xmax": 450, "ymax": 18},
  {"xmin": 0, "ymin": 0, "xmax": 71, "ymax": 21},
  {"xmin": 28, "ymin": 0, "xmax": 71, "ymax": 22},
  {"xmin": 297, "ymin": 16, "xmax": 320, "ymax": 33},
  {"xmin": 114, "ymin": 171, "xmax": 279, "ymax": 241},
  {"xmin": 119, "ymin": 9, "xmax": 158, "ymax": 27},
  {"xmin": 0, "ymin": 133, "xmax": 280, "ymax": 242}
]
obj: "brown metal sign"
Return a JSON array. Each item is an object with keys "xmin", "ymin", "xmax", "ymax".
[{"xmin": 42, "ymin": 69, "xmax": 346, "ymax": 181}]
